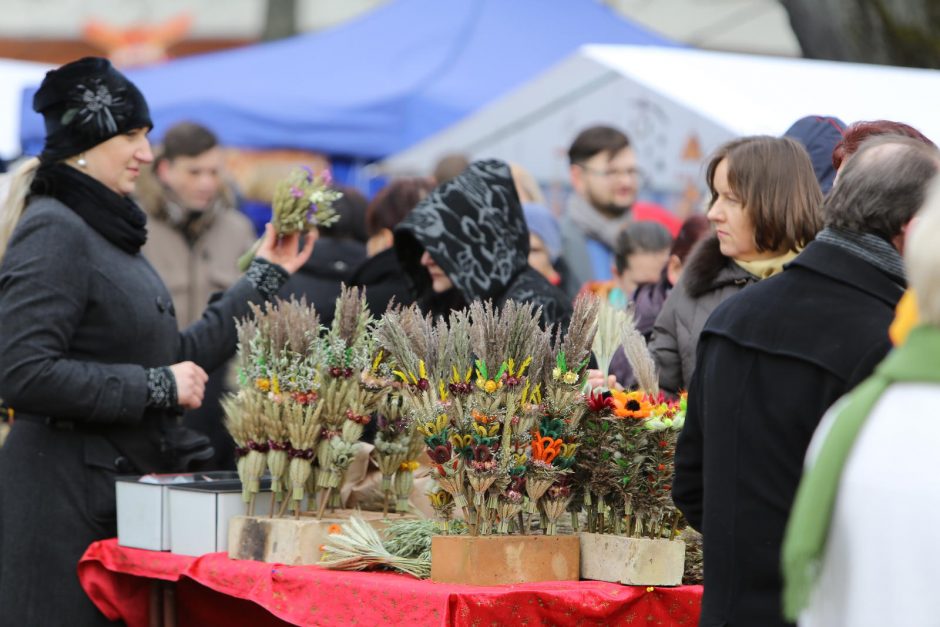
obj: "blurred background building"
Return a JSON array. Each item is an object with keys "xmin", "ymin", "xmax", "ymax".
[
  {"xmin": 0, "ymin": 0, "xmax": 800, "ymax": 66},
  {"xmin": 1, "ymin": 0, "xmax": 937, "ymax": 202}
]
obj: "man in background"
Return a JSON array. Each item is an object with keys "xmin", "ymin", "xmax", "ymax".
[
  {"xmin": 138, "ymin": 121, "xmax": 256, "ymax": 327},
  {"xmin": 561, "ymin": 125, "xmax": 681, "ymax": 295}
]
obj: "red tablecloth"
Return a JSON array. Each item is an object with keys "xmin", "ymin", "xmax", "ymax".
[{"xmin": 79, "ymin": 539, "xmax": 702, "ymax": 626}]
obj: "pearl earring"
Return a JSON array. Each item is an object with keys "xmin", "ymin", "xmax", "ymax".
[{"xmin": 77, "ymin": 155, "xmax": 87, "ymax": 168}]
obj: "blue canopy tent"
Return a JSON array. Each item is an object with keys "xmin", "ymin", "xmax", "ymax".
[{"xmin": 21, "ymin": 0, "xmax": 672, "ymax": 165}]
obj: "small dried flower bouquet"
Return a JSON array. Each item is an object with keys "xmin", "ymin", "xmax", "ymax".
[{"xmin": 238, "ymin": 166, "xmax": 343, "ymax": 271}]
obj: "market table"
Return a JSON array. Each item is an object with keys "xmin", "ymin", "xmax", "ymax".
[{"xmin": 79, "ymin": 539, "xmax": 702, "ymax": 626}]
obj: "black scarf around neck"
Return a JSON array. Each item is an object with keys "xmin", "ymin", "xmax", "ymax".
[
  {"xmin": 815, "ymin": 226, "xmax": 906, "ymax": 287},
  {"xmin": 31, "ymin": 162, "xmax": 148, "ymax": 254}
]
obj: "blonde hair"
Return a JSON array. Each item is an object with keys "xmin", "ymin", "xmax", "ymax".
[
  {"xmin": 509, "ymin": 163, "xmax": 546, "ymax": 205},
  {"xmin": 0, "ymin": 157, "xmax": 40, "ymax": 263},
  {"xmin": 906, "ymin": 175, "xmax": 940, "ymax": 326}
]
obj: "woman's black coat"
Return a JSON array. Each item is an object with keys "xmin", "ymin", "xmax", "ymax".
[{"xmin": 0, "ymin": 197, "xmax": 272, "ymax": 625}]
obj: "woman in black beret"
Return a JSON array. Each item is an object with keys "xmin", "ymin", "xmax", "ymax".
[{"xmin": 0, "ymin": 57, "xmax": 314, "ymax": 624}]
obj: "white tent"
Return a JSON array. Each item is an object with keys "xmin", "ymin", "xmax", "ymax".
[
  {"xmin": 379, "ymin": 45, "xmax": 940, "ymax": 202},
  {"xmin": 0, "ymin": 58, "xmax": 50, "ymax": 161}
]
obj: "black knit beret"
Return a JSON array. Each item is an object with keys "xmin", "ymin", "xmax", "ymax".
[{"xmin": 33, "ymin": 56, "xmax": 153, "ymax": 163}]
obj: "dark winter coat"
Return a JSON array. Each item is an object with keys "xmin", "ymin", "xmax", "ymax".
[
  {"xmin": 649, "ymin": 236, "xmax": 758, "ymax": 393},
  {"xmin": 672, "ymin": 240, "xmax": 904, "ymax": 627},
  {"xmin": 608, "ymin": 275, "xmax": 672, "ymax": 387},
  {"xmin": 634, "ymin": 274, "xmax": 672, "ymax": 339},
  {"xmin": 279, "ymin": 237, "xmax": 367, "ymax": 327},
  {"xmin": 394, "ymin": 159, "xmax": 571, "ymax": 329},
  {"xmin": 0, "ymin": 196, "xmax": 270, "ymax": 626},
  {"xmin": 349, "ymin": 247, "xmax": 415, "ymax": 318}
]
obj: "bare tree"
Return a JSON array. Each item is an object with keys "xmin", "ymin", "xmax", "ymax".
[{"xmin": 779, "ymin": 0, "xmax": 940, "ymax": 68}]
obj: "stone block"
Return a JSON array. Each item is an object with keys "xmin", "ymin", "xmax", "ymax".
[{"xmin": 579, "ymin": 533, "xmax": 685, "ymax": 586}]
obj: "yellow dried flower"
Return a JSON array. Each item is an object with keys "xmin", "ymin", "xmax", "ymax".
[
  {"xmin": 371, "ymin": 350, "xmax": 384, "ymax": 373},
  {"xmin": 428, "ymin": 490, "xmax": 452, "ymax": 507},
  {"xmin": 563, "ymin": 371, "xmax": 579, "ymax": 385}
]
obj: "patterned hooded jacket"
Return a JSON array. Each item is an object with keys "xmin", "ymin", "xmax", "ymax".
[{"xmin": 394, "ymin": 159, "xmax": 571, "ymax": 329}]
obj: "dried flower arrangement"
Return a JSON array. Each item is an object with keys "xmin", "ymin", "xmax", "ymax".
[
  {"xmin": 224, "ymin": 297, "xmax": 323, "ymax": 515},
  {"xmin": 238, "ymin": 166, "xmax": 343, "ymax": 270},
  {"xmin": 313, "ymin": 286, "xmax": 388, "ymax": 516},
  {"xmin": 377, "ymin": 297, "xmax": 599, "ymax": 536},
  {"xmin": 577, "ymin": 308, "xmax": 686, "ymax": 537},
  {"xmin": 590, "ymin": 300, "xmax": 628, "ymax": 389},
  {"xmin": 223, "ymin": 288, "xmax": 389, "ymax": 518},
  {"xmin": 319, "ymin": 516, "xmax": 466, "ymax": 579},
  {"xmin": 317, "ymin": 516, "xmax": 431, "ymax": 578},
  {"xmin": 373, "ymin": 306, "xmax": 449, "ymax": 517}
]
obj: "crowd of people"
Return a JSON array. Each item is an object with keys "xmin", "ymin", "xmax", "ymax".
[{"xmin": 0, "ymin": 56, "xmax": 939, "ymax": 626}]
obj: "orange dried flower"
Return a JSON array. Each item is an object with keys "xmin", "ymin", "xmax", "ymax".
[
  {"xmin": 609, "ymin": 390, "xmax": 653, "ymax": 419},
  {"xmin": 530, "ymin": 431, "xmax": 563, "ymax": 463},
  {"xmin": 471, "ymin": 410, "xmax": 497, "ymax": 425}
]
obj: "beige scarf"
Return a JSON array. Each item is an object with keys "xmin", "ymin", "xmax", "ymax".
[{"xmin": 733, "ymin": 249, "xmax": 799, "ymax": 279}]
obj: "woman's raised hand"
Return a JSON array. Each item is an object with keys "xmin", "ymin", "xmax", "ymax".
[{"xmin": 255, "ymin": 223, "xmax": 317, "ymax": 274}]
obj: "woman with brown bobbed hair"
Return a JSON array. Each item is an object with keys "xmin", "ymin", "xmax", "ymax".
[{"xmin": 649, "ymin": 136, "xmax": 823, "ymax": 393}]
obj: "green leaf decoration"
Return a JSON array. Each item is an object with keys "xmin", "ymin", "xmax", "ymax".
[
  {"xmin": 426, "ymin": 434, "xmax": 448, "ymax": 448},
  {"xmin": 553, "ymin": 456, "xmax": 575, "ymax": 470}
]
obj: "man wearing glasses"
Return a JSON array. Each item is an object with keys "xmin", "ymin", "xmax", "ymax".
[{"xmin": 561, "ymin": 125, "xmax": 681, "ymax": 295}]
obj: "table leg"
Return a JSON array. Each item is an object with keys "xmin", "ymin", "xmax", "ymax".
[
  {"xmin": 149, "ymin": 581, "xmax": 163, "ymax": 627},
  {"xmin": 162, "ymin": 583, "xmax": 177, "ymax": 627}
]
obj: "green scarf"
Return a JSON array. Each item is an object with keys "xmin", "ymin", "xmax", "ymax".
[{"xmin": 781, "ymin": 324, "xmax": 940, "ymax": 620}]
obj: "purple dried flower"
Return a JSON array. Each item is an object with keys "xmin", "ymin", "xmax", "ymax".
[
  {"xmin": 321, "ymin": 169, "xmax": 333, "ymax": 185},
  {"xmin": 306, "ymin": 203, "xmax": 319, "ymax": 221},
  {"xmin": 473, "ymin": 445, "xmax": 493, "ymax": 464},
  {"xmin": 301, "ymin": 166, "xmax": 314, "ymax": 182},
  {"xmin": 290, "ymin": 186, "xmax": 303, "ymax": 199},
  {"xmin": 429, "ymin": 444, "xmax": 452, "ymax": 464}
]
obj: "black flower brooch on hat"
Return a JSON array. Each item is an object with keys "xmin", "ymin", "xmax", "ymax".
[{"xmin": 61, "ymin": 77, "xmax": 129, "ymax": 135}]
